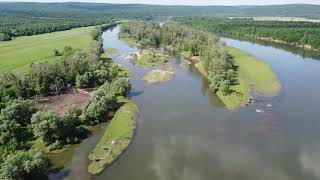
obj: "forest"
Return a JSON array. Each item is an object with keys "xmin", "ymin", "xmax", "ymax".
[
  {"xmin": 2, "ymin": 2, "xmax": 320, "ymax": 41},
  {"xmin": 0, "ymin": 12, "xmax": 121, "ymax": 41},
  {"xmin": 174, "ymin": 17, "xmax": 320, "ymax": 50},
  {"xmin": 119, "ymin": 21, "xmax": 236, "ymax": 94},
  {"xmin": 0, "ymin": 25, "xmax": 131, "ymax": 179},
  {"xmin": 1, "ymin": 2, "xmax": 320, "ymax": 18}
]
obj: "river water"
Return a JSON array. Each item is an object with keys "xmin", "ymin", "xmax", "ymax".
[{"xmin": 53, "ymin": 26, "xmax": 320, "ymax": 180}]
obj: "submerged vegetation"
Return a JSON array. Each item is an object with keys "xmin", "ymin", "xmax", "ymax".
[
  {"xmin": 175, "ymin": 17, "xmax": 320, "ymax": 50},
  {"xmin": 88, "ymin": 97, "xmax": 138, "ymax": 174},
  {"xmin": 142, "ymin": 69, "xmax": 174, "ymax": 84}
]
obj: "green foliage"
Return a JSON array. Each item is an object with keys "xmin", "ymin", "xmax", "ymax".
[
  {"xmin": 0, "ymin": 99, "xmax": 35, "ymax": 146},
  {"xmin": 31, "ymin": 110, "xmax": 64, "ymax": 146},
  {"xmin": 0, "ymin": 150, "xmax": 49, "ymax": 180},
  {"xmin": 31, "ymin": 108, "xmax": 88, "ymax": 148},
  {"xmin": 90, "ymin": 27, "xmax": 103, "ymax": 41},
  {"xmin": 175, "ymin": 17, "xmax": 320, "ymax": 49},
  {"xmin": 119, "ymin": 21, "xmax": 161, "ymax": 47},
  {"xmin": 0, "ymin": 74, "xmax": 31, "ymax": 107},
  {"xmin": 62, "ymin": 46, "xmax": 73, "ymax": 57},
  {"xmin": 0, "ymin": 33, "xmax": 11, "ymax": 41},
  {"xmin": 0, "ymin": 24, "xmax": 130, "ymax": 179},
  {"xmin": 120, "ymin": 21, "xmax": 235, "ymax": 93},
  {"xmin": 84, "ymin": 78, "xmax": 131, "ymax": 125},
  {"xmin": 52, "ymin": 49, "xmax": 61, "ymax": 56}
]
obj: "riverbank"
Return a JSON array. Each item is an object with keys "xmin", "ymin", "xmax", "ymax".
[
  {"xmin": 88, "ymin": 97, "xmax": 138, "ymax": 175},
  {"xmin": 195, "ymin": 47, "xmax": 281, "ymax": 110},
  {"xmin": 256, "ymin": 36, "xmax": 318, "ymax": 52}
]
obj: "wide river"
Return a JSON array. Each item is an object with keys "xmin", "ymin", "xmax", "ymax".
[{"xmin": 53, "ymin": 26, "xmax": 320, "ymax": 180}]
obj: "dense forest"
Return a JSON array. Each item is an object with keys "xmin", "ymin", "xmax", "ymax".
[
  {"xmin": 0, "ymin": 24, "xmax": 131, "ymax": 179},
  {"xmin": 1, "ymin": 2, "xmax": 320, "ymax": 17},
  {"xmin": 174, "ymin": 17, "xmax": 320, "ymax": 49},
  {"xmin": 119, "ymin": 21, "xmax": 236, "ymax": 94},
  {"xmin": 2, "ymin": 2, "xmax": 320, "ymax": 41}
]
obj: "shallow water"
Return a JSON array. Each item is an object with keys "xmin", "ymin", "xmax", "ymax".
[{"xmin": 54, "ymin": 26, "xmax": 320, "ymax": 180}]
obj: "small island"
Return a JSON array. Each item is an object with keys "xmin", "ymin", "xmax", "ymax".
[
  {"xmin": 88, "ymin": 97, "xmax": 138, "ymax": 175},
  {"xmin": 124, "ymin": 49, "xmax": 169, "ymax": 68}
]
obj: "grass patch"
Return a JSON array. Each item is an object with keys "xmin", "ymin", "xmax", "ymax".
[
  {"xmin": 0, "ymin": 26, "xmax": 94, "ymax": 73},
  {"xmin": 195, "ymin": 47, "xmax": 281, "ymax": 110},
  {"xmin": 227, "ymin": 47, "xmax": 281, "ymax": 96},
  {"xmin": 142, "ymin": 69, "xmax": 174, "ymax": 84},
  {"xmin": 88, "ymin": 97, "xmax": 138, "ymax": 175}
]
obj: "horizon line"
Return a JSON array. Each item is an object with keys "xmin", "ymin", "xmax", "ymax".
[{"xmin": 0, "ymin": 1, "xmax": 319, "ymax": 6}]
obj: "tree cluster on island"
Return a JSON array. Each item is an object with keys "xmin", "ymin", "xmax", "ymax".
[{"xmin": 119, "ymin": 21, "xmax": 236, "ymax": 94}]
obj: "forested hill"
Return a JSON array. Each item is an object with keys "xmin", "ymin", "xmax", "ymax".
[{"xmin": 1, "ymin": 2, "xmax": 320, "ymax": 17}]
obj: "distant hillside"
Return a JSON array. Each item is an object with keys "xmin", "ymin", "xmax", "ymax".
[{"xmin": 0, "ymin": 2, "xmax": 320, "ymax": 17}]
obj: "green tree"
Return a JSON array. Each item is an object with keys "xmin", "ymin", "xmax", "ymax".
[
  {"xmin": 0, "ymin": 150, "xmax": 49, "ymax": 180},
  {"xmin": 31, "ymin": 110, "xmax": 64, "ymax": 145},
  {"xmin": 0, "ymin": 99, "xmax": 35, "ymax": 145}
]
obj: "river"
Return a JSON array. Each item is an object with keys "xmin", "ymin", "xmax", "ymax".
[{"xmin": 53, "ymin": 26, "xmax": 320, "ymax": 180}]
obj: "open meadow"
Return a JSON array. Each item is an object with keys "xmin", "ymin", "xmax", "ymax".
[{"xmin": 0, "ymin": 26, "xmax": 94, "ymax": 72}]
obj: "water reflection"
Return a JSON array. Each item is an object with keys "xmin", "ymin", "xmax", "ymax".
[{"xmin": 150, "ymin": 133, "xmax": 291, "ymax": 180}]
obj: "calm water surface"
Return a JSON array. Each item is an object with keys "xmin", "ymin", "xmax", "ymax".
[{"xmin": 53, "ymin": 26, "xmax": 320, "ymax": 180}]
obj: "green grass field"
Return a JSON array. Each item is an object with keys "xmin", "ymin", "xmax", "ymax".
[
  {"xmin": 88, "ymin": 97, "xmax": 138, "ymax": 175},
  {"xmin": 196, "ymin": 47, "xmax": 281, "ymax": 110},
  {"xmin": 0, "ymin": 26, "xmax": 94, "ymax": 72}
]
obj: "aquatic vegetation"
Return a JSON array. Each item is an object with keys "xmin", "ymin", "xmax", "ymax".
[{"xmin": 142, "ymin": 69, "xmax": 174, "ymax": 84}]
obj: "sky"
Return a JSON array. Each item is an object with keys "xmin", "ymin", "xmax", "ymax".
[{"xmin": 1, "ymin": 0, "xmax": 320, "ymax": 5}]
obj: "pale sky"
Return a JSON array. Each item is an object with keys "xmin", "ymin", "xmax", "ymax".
[{"xmin": 1, "ymin": 0, "xmax": 320, "ymax": 5}]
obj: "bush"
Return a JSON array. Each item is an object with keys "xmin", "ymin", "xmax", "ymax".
[
  {"xmin": 84, "ymin": 94, "xmax": 117, "ymax": 125},
  {"xmin": 31, "ymin": 110, "xmax": 64, "ymax": 145},
  {"xmin": 52, "ymin": 49, "xmax": 61, "ymax": 56},
  {"xmin": 0, "ymin": 33, "xmax": 11, "ymax": 41}
]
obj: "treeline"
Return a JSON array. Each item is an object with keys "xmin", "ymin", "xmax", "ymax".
[
  {"xmin": 119, "ymin": 21, "xmax": 236, "ymax": 94},
  {"xmin": 0, "ymin": 26, "xmax": 130, "ymax": 179},
  {"xmin": 0, "ymin": 14, "xmax": 118, "ymax": 41},
  {"xmin": 174, "ymin": 17, "xmax": 320, "ymax": 49}
]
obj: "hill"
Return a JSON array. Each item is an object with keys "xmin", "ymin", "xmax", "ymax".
[{"xmin": 0, "ymin": 2, "xmax": 320, "ymax": 17}]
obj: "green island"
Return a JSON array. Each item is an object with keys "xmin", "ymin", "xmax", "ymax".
[
  {"xmin": 88, "ymin": 97, "xmax": 138, "ymax": 175},
  {"xmin": 195, "ymin": 47, "xmax": 281, "ymax": 109},
  {"xmin": 119, "ymin": 21, "xmax": 281, "ymax": 109},
  {"xmin": 124, "ymin": 49, "xmax": 169, "ymax": 68}
]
